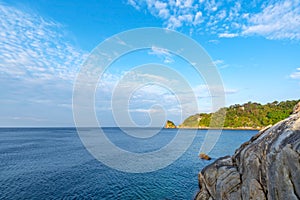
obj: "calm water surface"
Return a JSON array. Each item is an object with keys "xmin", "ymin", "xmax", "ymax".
[{"xmin": 0, "ymin": 128, "xmax": 257, "ymax": 199}]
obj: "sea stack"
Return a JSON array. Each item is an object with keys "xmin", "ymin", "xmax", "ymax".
[{"xmin": 165, "ymin": 120, "xmax": 177, "ymax": 128}]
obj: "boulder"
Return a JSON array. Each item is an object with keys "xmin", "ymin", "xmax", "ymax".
[{"xmin": 199, "ymin": 153, "xmax": 211, "ymax": 160}]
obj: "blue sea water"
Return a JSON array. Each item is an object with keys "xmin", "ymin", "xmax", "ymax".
[{"xmin": 0, "ymin": 128, "xmax": 257, "ymax": 199}]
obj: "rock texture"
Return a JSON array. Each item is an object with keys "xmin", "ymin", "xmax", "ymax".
[{"xmin": 195, "ymin": 102, "xmax": 300, "ymax": 200}]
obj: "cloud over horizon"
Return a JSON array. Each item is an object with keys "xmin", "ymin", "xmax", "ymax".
[{"xmin": 0, "ymin": 3, "xmax": 87, "ymax": 126}]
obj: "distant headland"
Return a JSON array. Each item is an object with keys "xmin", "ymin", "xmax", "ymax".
[{"xmin": 165, "ymin": 100, "xmax": 299, "ymax": 130}]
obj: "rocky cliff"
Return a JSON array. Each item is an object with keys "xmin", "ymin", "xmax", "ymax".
[{"xmin": 195, "ymin": 102, "xmax": 300, "ymax": 200}]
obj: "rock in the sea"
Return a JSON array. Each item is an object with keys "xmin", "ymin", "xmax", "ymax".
[
  {"xmin": 195, "ymin": 102, "xmax": 300, "ymax": 200},
  {"xmin": 199, "ymin": 153, "xmax": 211, "ymax": 160},
  {"xmin": 165, "ymin": 120, "xmax": 177, "ymax": 128}
]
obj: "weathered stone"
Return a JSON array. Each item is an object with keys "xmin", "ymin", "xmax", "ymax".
[
  {"xmin": 216, "ymin": 166, "xmax": 241, "ymax": 200},
  {"xmin": 248, "ymin": 179, "xmax": 266, "ymax": 200},
  {"xmin": 195, "ymin": 106, "xmax": 300, "ymax": 200}
]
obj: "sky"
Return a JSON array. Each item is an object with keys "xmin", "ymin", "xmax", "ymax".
[{"xmin": 0, "ymin": 0, "xmax": 300, "ymax": 127}]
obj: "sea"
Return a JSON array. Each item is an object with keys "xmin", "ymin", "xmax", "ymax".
[{"xmin": 0, "ymin": 128, "xmax": 257, "ymax": 199}]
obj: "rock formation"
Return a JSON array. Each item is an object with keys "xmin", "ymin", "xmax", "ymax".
[
  {"xmin": 199, "ymin": 153, "xmax": 211, "ymax": 160},
  {"xmin": 165, "ymin": 120, "xmax": 177, "ymax": 128},
  {"xmin": 195, "ymin": 102, "xmax": 300, "ymax": 200}
]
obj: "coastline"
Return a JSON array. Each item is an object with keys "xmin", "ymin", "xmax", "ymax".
[{"xmin": 166, "ymin": 127, "xmax": 261, "ymax": 131}]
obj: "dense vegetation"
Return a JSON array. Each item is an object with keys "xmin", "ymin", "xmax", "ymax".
[{"xmin": 179, "ymin": 100, "xmax": 299, "ymax": 129}]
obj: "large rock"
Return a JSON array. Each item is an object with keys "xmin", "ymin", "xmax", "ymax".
[{"xmin": 195, "ymin": 102, "xmax": 300, "ymax": 200}]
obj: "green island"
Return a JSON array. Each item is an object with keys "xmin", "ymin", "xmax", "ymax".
[
  {"xmin": 165, "ymin": 120, "xmax": 177, "ymax": 128},
  {"xmin": 167, "ymin": 100, "xmax": 299, "ymax": 129}
]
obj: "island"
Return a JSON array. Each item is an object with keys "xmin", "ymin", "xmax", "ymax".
[
  {"xmin": 167, "ymin": 100, "xmax": 299, "ymax": 130},
  {"xmin": 164, "ymin": 120, "xmax": 177, "ymax": 128}
]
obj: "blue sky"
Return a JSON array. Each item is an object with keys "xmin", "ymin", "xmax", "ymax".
[{"xmin": 0, "ymin": 0, "xmax": 300, "ymax": 127}]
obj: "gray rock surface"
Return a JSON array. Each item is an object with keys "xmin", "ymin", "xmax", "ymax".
[{"xmin": 195, "ymin": 102, "xmax": 300, "ymax": 200}]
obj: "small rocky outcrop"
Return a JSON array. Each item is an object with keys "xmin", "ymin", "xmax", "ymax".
[
  {"xmin": 165, "ymin": 120, "xmax": 177, "ymax": 128},
  {"xmin": 195, "ymin": 102, "xmax": 300, "ymax": 200},
  {"xmin": 199, "ymin": 153, "xmax": 211, "ymax": 160}
]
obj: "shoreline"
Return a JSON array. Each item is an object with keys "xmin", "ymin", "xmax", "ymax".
[{"xmin": 166, "ymin": 127, "xmax": 261, "ymax": 131}]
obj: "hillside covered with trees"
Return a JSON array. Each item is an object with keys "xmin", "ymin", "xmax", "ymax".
[{"xmin": 179, "ymin": 100, "xmax": 299, "ymax": 129}]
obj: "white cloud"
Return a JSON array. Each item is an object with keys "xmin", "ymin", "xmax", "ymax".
[
  {"xmin": 218, "ymin": 33, "xmax": 238, "ymax": 38},
  {"xmin": 290, "ymin": 72, "xmax": 300, "ymax": 79},
  {"xmin": 149, "ymin": 46, "xmax": 174, "ymax": 63},
  {"xmin": 154, "ymin": 1, "xmax": 167, "ymax": 10},
  {"xmin": 216, "ymin": 9, "xmax": 226, "ymax": 20},
  {"xmin": 208, "ymin": 39, "xmax": 220, "ymax": 44},
  {"xmin": 213, "ymin": 60, "xmax": 224, "ymax": 65},
  {"xmin": 193, "ymin": 84, "xmax": 238, "ymax": 99},
  {"xmin": 204, "ymin": 0, "xmax": 218, "ymax": 12},
  {"xmin": 158, "ymin": 8, "xmax": 170, "ymax": 19},
  {"xmin": 127, "ymin": 0, "xmax": 140, "ymax": 10},
  {"xmin": 0, "ymin": 3, "xmax": 88, "ymax": 126},
  {"xmin": 193, "ymin": 11, "xmax": 203, "ymax": 25},
  {"xmin": 290, "ymin": 68, "xmax": 300, "ymax": 79},
  {"xmin": 127, "ymin": 0, "xmax": 243, "ymax": 37},
  {"xmin": 184, "ymin": 0, "xmax": 194, "ymax": 8},
  {"xmin": 9, "ymin": 116, "xmax": 48, "ymax": 122},
  {"xmin": 0, "ymin": 3, "xmax": 87, "ymax": 82},
  {"xmin": 167, "ymin": 15, "xmax": 183, "ymax": 29},
  {"xmin": 178, "ymin": 14, "xmax": 193, "ymax": 23},
  {"xmin": 242, "ymin": 0, "xmax": 300, "ymax": 40},
  {"xmin": 149, "ymin": 46, "xmax": 171, "ymax": 56},
  {"xmin": 128, "ymin": 0, "xmax": 300, "ymax": 41}
]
